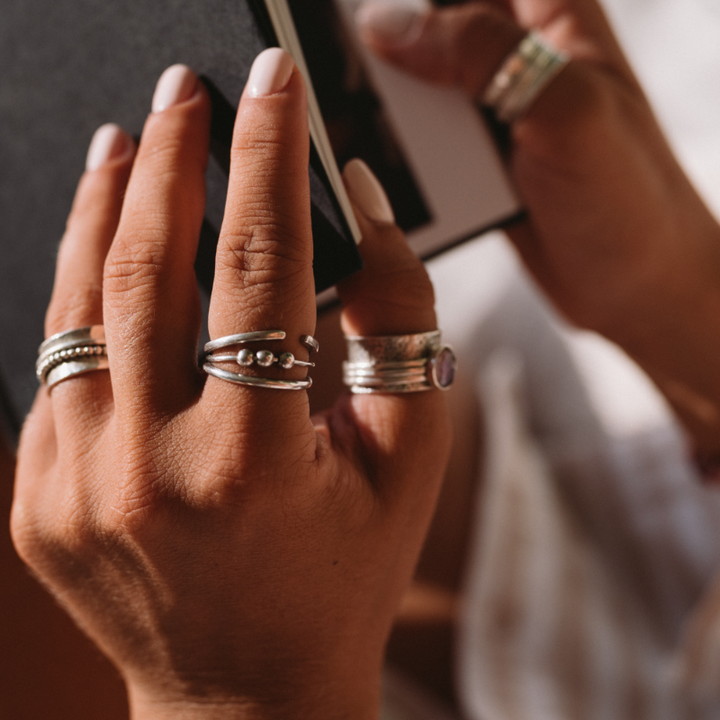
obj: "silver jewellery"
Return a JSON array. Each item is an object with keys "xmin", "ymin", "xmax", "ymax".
[
  {"xmin": 203, "ymin": 330, "xmax": 318, "ymax": 391},
  {"xmin": 482, "ymin": 32, "xmax": 569, "ymax": 123},
  {"xmin": 343, "ymin": 331, "xmax": 456, "ymax": 394},
  {"xmin": 36, "ymin": 325, "xmax": 109, "ymax": 389}
]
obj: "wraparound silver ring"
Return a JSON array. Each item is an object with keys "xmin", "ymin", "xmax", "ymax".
[{"xmin": 202, "ymin": 329, "xmax": 317, "ymax": 390}]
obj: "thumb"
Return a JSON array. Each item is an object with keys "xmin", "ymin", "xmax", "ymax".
[
  {"xmin": 355, "ymin": 0, "xmax": 635, "ymax": 96},
  {"xmin": 355, "ymin": 1, "xmax": 524, "ymax": 96}
]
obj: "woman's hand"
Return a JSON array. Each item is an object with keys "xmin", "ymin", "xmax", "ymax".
[
  {"xmin": 11, "ymin": 50, "xmax": 450, "ymax": 719},
  {"xmin": 358, "ymin": 0, "xmax": 720, "ymax": 451}
]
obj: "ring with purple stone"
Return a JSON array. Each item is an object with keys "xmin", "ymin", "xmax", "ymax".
[{"xmin": 342, "ymin": 331, "xmax": 456, "ymax": 394}]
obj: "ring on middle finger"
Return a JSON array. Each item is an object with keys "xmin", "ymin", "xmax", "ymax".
[{"xmin": 203, "ymin": 330, "xmax": 318, "ymax": 391}]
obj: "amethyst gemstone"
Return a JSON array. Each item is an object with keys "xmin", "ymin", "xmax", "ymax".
[{"xmin": 432, "ymin": 346, "xmax": 456, "ymax": 389}]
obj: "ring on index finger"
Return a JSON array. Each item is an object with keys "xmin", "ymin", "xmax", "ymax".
[
  {"xmin": 482, "ymin": 32, "xmax": 569, "ymax": 123},
  {"xmin": 36, "ymin": 326, "xmax": 109, "ymax": 389}
]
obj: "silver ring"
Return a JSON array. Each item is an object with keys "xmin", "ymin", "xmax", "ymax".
[
  {"xmin": 45, "ymin": 356, "xmax": 110, "ymax": 389},
  {"xmin": 482, "ymin": 32, "xmax": 569, "ymax": 123},
  {"xmin": 36, "ymin": 325, "xmax": 108, "ymax": 388},
  {"xmin": 204, "ymin": 331, "xmax": 320, "ymax": 356},
  {"xmin": 203, "ymin": 330, "xmax": 317, "ymax": 391},
  {"xmin": 203, "ymin": 364, "xmax": 312, "ymax": 391},
  {"xmin": 343, "ymin": 331, "xmax": 456, "ymax": 394}
]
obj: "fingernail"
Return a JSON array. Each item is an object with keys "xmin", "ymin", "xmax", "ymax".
[
  {"xmin": 85, "ymin": 123, "xmax": 133, "ymax": 171},
  {"xmin": 343, "ymin": 159, "xmax": 395, "ymax": 225},
  {"xmin": 152, "ymin": 64, "xmax": 199, "ymax": 113},
  {"xmin": 247, "ymin": 48, "xmax": 295, "ymax": 98},
  {"xmin": 355, "ymin": 1, "xmax": 424, "ymax": 45}
]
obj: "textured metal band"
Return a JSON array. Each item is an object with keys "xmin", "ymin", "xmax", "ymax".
[
  {"xmin": 482, "ymin": 32, "xmax": 569, "ymax": 123},
  {"xmin": 343, "ymin": 332, "xmax": 456, "ymax": 394},
  {"xmin": 203, "ymin": 363, "xmax": 312, "ymax": 391},
  {"xmin": 345, "ymin": 331, "xmax": 442, "ymax": 365},
  {"xmin": 45, "ymin": 356, "xmax": 110, "ymax": 389}
]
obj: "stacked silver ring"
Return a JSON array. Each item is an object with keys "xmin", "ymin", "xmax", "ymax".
[
  {"xmin": 343, "ymin": 331, "xmax": 456, "ymax": 394},
  {"xmin": 36, "ymin": 326, "xmax": 109, "ymax": 389},
  {"xmin": 482, "ymin": 32, "xmax": 569, "ymax": 123},
  {"xmin": 203, "ymin": 330, "xmax": 318, "ymax": 391}
]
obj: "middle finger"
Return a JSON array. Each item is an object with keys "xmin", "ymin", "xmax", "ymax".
[{"xmin": 204, "ymin": 49, "xmax": 317, "ymax": 441}]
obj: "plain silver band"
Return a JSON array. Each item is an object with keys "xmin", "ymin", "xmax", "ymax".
[
  {"xmin": 204, "ymin": 330, "xmax": 286, "ymax": 354},
  {"xmin": 204, "ymin": 331, "xmax": 320, "ymax": 355},
  {"xmin": 203, "ymin": 363, "xmax": 312, "ymax": 391},
  {"xmin": 38, "ymin": 325, "xmax": 106, "ymax": 357},
  {"xmin": 45, "ymin": 356, "xmax": 110, "ymax": 389},
  {"xmin": 482, "ymin": 32, "xmax": 569, "ymax": 123}
]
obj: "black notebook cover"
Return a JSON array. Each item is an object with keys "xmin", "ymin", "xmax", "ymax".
[{"xmin": 0, "ymin": 0, "xmax": 362, "ymax": 441}]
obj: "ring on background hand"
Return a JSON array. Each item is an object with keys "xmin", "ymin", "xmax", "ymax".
[
  {"xmin": 36, "ymin": 325, "xmax": 109, "ymax": 389},
  {"xmin": 203, "ymin": 330, "xmax": 318, "ymax": 391},
  {"xmin": 482, "ymin": 32, "xmax": 569, "ymax": 123},
  {"xmin": 343, "ymin": 330, "xmax": 456, "ymax": 394}
]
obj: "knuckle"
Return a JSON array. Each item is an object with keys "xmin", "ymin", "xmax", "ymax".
[
  {"xmin": 451, "ymin": 5, "xmax": 512, "ymax": 86},
  {"xmin": 217, "ymin": 221, "xmax": 311, "ymax": 289},
  {"xmin": 103, "ymin": 234, "xmax": 167, "ymax": 297},
  {"xmin": 516, "ymin": 69, "xmax": 618, "ymax": 158},
  {"xmin": 140, "ymin": 132, "xmax": 191, "ymax": 170},
  {"xmin": 232, "ymin": 127, "xmax": 295, "ymax": 159},
  {"xmin": 46, "ymin": 283, "xmax": 103, "ymax": 335},
  {"xmin": 10, "ymin": 488, "xmax": 95, "ymax": 573}
]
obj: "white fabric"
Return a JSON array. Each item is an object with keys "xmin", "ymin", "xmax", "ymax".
[
  {"xmin": 386, "ymin": 1, "xmax": 720, "ymax": 716},
  {"xmin": 434, "ymin": 241, "xmax": 720, "ymax": 718}
]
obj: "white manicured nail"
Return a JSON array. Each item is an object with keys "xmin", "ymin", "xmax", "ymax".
[
  {"xmin": 152, "ymin": 64, "xmax": 199, "ymax": 113},
  {"xmin": 355, "ymin": 1, "xmax": 424, "ymax": 45},
  {"xmin": 247, "ymin": 48, "xmax": 295, "ymax": 98},
  {"xmin": 85, "ymin": 123, "xmax": 132, "ymax": 171},
  {"xmin": 343, "ymin": 159, "xmax": 395, "ymax": 225}
]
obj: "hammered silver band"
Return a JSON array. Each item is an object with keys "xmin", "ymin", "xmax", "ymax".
[
  {"xmin": 482, "ymin": 32, "xmax": 569, "ymax": 123},
  {"xmin": 36, "ymin": 325, "xmax": 108, "ymax": 389},
  {"xmin": 203, "ymin": 330, "xmax": 318, "ymax": 391},
  {"xmin": 343, "ymin": 331, "xmax": 456, "ymax": 394}
]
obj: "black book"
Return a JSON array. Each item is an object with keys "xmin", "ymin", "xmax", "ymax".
[
  {"xmin": 0, "ymin": 0, "xmax": 363, "ymax": 441},
  {"xmin": 0, "ymin": 0, "xmax": 518, "ymax": 443}
]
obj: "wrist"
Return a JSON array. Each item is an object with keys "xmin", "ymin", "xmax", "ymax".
[
  {"xmin": 129, "ymin": 694, "xmax": 379, "ymax": 720},
  {"xmin": 126, "ymin": 667, "xmax": 381, "ymax": 720},
  {"xmin": 602, "ymin": 219, "xmax": 720, "ymax": 454}
]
